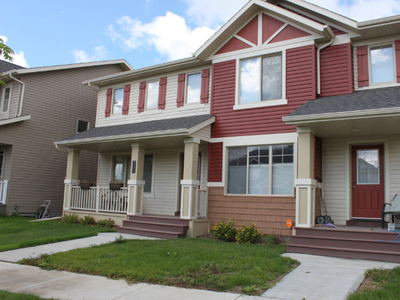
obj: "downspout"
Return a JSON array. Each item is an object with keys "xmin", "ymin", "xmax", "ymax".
[
  {"xmin": 316, "ymin": 26, "xmax": 336, "ymax": 97},
  {"xmin": 8, "ymin": 73, "xmax": 25, "ymax": 117}
]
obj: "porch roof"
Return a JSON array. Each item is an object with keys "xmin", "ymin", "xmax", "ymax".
[
  {"xmin": 55, "ymin": 114, "xmax": 215, "ymax": 151},
  {"xmin": 283, "ymin": 86, "xmax": 400, "ymax": 138}
]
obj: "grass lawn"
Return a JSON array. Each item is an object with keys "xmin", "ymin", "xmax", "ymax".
[
  {"xmin": 21, "ymin": 238, "xmax": 298, "ymax": 295},
  {"xmin": 348, "ymin": 267, "xmax": 400, "ymax": 300},
  {"xmin": 0, "ymin": 290, "xmax": 54, "ymax": 300},
  {"xmin": 0, "ymin": 216, "xmax": 115, "ymax": 252}
]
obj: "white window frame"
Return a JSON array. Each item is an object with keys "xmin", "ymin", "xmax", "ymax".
[
  {"xmin": 1, "ymin": 85, "xmax": 12, "ymax": 117},
  {"xmin": 226, "ymin": 144, "xmax": 294, "ymax": 196},
  {"xmin": 234, "ymin": 51, "xmax": 287, "ymax": 110},
  {"xmin": 112, "ymin": 87, "xmax": 124, "ymax": 115},
  {"xmin": 185, "ymin": 72, "xmax": 202, "ymax": 104},
  {"xmin": 368, "ymin": 42, "xmax": 396, "ymax": 86},
  {"xmin": 146, "ymin": 80, "xmax": 159, "ymax": 110},
  {"xmin": 76, "ymin": 119, "xmax": 90, "ymax": 133}
]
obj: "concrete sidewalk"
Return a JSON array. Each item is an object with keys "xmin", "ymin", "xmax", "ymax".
[{"xmin": 0, "ymin": 233, "xmax": 399, "ymax": 300}]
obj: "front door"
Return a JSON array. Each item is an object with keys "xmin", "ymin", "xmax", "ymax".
[{"xmin": 351, "ymin": 145, "xmax": 384, "ymax": 218}]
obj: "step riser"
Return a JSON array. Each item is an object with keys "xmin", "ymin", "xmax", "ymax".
[
  {"xmin": 122, "ymin": 221, "xmax": 187, "ymax": 234},
  {"xmin": 291, "ymin": 236, "xmax": 400, "ymax": 252},
  {"xmin": 295, "ymin": 228, "xmax": 398, "ymax": 241},
  {"xmin": 128, "ymin": 216, "xmax": 189, "ymax": 226},
  {"xmin": 117, "ymin": 227, "xmax": 182, "ymax": 239},
  {"xmin": 287, "ymin": 246, "xmax": 400, "ymax": 263}
]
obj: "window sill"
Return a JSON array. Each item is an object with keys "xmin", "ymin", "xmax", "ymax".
[
  {"xmin": 0, "ymin": 115, "xmax": 31, "ymax": 126},
  {"xmin": 233, "ymin": 99, "xmax": 288, "ymax": 110}
]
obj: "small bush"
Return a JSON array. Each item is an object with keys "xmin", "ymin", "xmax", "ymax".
[
  {"xmin": 62, "ymin": 214, "xmax": 79, "ymax": 224},
  {"xmin": 97, "ymin": 218, "xmax": 115, "ymax": 228},
  {"xmin": 267, "ymin": 234, "xmax": 279, "ymax": 245},
  {"xmin": 114, "ymin": 235, "xmax": 126, "ymax": 244},
  {"xmin": 213, "ymin": 219, "xmax": 237, "ymax": 242},
  {"xmin": 81, "ymin": 215, "xmax": 96, "ymax": 225},
  {"xmin": 236, "ymin": 223, "xmax": 262, "ymax": 244}
]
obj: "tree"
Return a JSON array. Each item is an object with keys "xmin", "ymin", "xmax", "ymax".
[{"xmin": 0, "ymin": 37, "xmax": 15, "ymax": 86}]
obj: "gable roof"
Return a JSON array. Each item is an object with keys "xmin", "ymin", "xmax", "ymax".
[{"xmin": 0, "ymin": 59, "xmax": 24, "ymax": 73}]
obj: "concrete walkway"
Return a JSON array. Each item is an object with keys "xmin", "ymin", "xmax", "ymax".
[{"xmin": 0, "ymin": 233, "xmax": 399, "ymax": 300}]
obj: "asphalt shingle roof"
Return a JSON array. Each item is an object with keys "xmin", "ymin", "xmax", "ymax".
[
  {"xmin": 288, "ymin": 86, "xmax": 400, "ymax": 117},
  {"xmin": 0, "ymin": 60, "xmax": 24, "ymax": 73},
  {"xmin": 60, "ymin": 114, "xmax": 214, "ymax": 142}
]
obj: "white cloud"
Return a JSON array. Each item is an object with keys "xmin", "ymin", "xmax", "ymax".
[
  {"xmin": 108, "ymin": 12, "xmax": 216, "ymax": 61},
  {"xmin": 71, "ymin": 45, "xmax": 108, "ymax": 63},
  {"xmin": 0, "ymin": 35, "xmax": 29, "ymax": 67}
]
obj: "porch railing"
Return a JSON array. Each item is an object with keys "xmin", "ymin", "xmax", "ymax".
[
  {"xmin": 0, "ymin": 180, "xmax": 8, "ymax": 205},
  {"xmin": 70, "ymin": 186, "xmax": 128, "ymax": 213},
  {"xmin": 198, "ymin": 189, "xmax": 208, "ymax": 218}
]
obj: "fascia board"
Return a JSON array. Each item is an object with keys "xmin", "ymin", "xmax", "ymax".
[
  {"xmin": 358, "ymin": 15, "xmax": 400, "ymax": 28},
  {"xmin": 2, "ymin": 60, "xmax": 132, "ymax": 76},
  {"xmin": 195, "ymin": 0, "xmax": 327, "ymax": 61},
  {"xmin": 283, "ymin": 107, "xmax": 400, "ymax": 124},
  {"xmin": 55, "ymin": 128, "xmax": 190, "ymax": 147}
]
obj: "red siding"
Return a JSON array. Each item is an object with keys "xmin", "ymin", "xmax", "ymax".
[
  {"xmin": 320, "ymin": 43, "xmax": 354, "ymax": 97},
  {"xmin": 270, "ymin": 25, "xmax": 310, "ymax": 44},
  {"xmin": 262, "ymin": 14, "xmax": 285, "ymax": 44},
  {"xmin": 237, "ymin": 16, "xmax": 258, "ymax": 45},
  {"xmin": 211, "ymin": 45, "xmax": 316, "ymax": 138},
  {"xmin": 216, "ymin": 37, "xmax": 251, "ymax": 55},
  {"xmin": 208, "ymin": 142, "xmax": 223, "ymax": 182}
]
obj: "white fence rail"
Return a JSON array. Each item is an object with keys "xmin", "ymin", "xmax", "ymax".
[
  {"xmin": 198, "ymin": 189, "xmax": 208, "ymax": 218},
  {"xmin": 70, "ymin": 186, "xmax": 128, "ymax": 213},
  {"xmin": 0, "ymin": 180, "xmax": 8, "ymax": 205}
]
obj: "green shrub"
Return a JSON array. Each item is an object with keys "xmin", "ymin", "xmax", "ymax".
[
  {"xmin": 62, "ymin": 214, "xmax": 79, "ymax": 224},
  {"xmin": 236, "ymin": 223, "xmax": 262, "ymax": 244},
  {"xmin": 97, "ymin": 218, "xmax": 115, "ymax": 228},
  {"xmin": 267, "ymin": 234, "xmax": 279, "ymax": 245},
  {"xmin": 213, "ymin": 219, "xmax": 237, "ymax": 242},
  {"xmin": 81, "ymin": 215, "xmax": 96, "ymax": 225}
]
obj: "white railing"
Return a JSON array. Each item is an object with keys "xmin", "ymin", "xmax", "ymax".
[
  {"xmin": 70, "ymin": 186, "xmax": 128, "ymax": 213},
  {"xmin": 0, "ymin": 180, "xmax": 8, "ymax": 205},
  {"xmin": 197, "ymin": 189, "xmax": 208, "ymax": 218}
]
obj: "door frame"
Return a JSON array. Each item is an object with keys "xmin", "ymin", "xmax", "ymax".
[{"xmin": 345, "ymin": 140, "xmax": 390, "ymax": 221}]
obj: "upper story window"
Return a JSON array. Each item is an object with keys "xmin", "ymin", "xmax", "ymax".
[
  {"xmin": 240, "ymin": 53, "xmax": 282, "ymax": 104},
  {"xmin": 370, "ymin": 45, "xmax": 395, "ymax": 84},
  {"xmin": 76, "ymin": 120, "xmax": 89, "ymax": 133},
  {"xmin": 147, "ymin": 81, "xmax": 159, "ymax": 109},
  {"xmin": 186, "ymin": 73, "xmax": 201, "ymax": 104},
  {"xmin": 1, "ymin": 87, "xmax": 11, "ymax": 113},
  {"xmin": 112, "ymin": 88, "xmax": 124, "ymax": 114}
]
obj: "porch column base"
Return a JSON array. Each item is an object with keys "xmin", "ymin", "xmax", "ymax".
[
  {"xmin": 180, "ymin": 180, "xmax": 199, "ymax": 219},
  {"xmin": 127, "ymin": 180, "xmax": 145, "ymax": 216},
  {"xmin": 295, "ymin": 179, "xmax": 317, "ymax": 228},
  {"xmin": 63, "ymin": 179, "xmax": 79, "ymax": 210}
]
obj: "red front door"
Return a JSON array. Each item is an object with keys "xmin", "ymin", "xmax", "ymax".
[{"xmin": 351, "ymin": 145, "xmax": 384, "ymax": 218}]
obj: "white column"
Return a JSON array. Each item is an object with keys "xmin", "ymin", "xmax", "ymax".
[
  {"xmin": 63, "ymin": 149, "xmax": 80, "ymax": 210},
  {"xmin": 127, "ymin": 143, "xmax": 146, "ymax": 216}
]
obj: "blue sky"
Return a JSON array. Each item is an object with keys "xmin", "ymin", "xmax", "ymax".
[{"xmin": 1, "ymin": 0, "xmax": 400, "ymax": 69}]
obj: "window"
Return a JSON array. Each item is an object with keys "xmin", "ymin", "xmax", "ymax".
[
  {"xmin": 147, "ymin": 81, "xmax": 159, "ymax": 109},
  {"xmin": 186, "ymin": 73, "xmax": 201, "ymax": 103},
  {"xmin": 112, "ymin": 88, "xmax": 124, "ymax": 114},
  {"xmin": 228, "ymin": 144, "xmax": 293, "ymax": 195},
  {"xmin": 112, "ymin": 154, "xmax": 154, "ymax": 192},
  {"xmin": 357, "ymin": 149, "xmax": 379, "ymax": 184},
  {"xmin": 1, "ymin": 87, "xmax": 10, "ymax": 113},
  {"xmin": 370, "ymin": 45, "xmax": 395, "ymax": 84},
  {"xmin": 240, "ymin": 53, "xmax": 282, "ymax": 104},
  {"xmin": 76, "ymin": 120, "xmax": 89, "ymax": 133}
]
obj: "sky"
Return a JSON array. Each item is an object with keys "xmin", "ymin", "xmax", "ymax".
[{"xmin": 1, "ymin": 0, "xmax": 400, "ymax": 70}]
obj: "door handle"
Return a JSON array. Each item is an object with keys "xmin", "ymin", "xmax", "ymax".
[{"xmin": 353, "ymin": 186, "xmax": 356, "ymax": 189}]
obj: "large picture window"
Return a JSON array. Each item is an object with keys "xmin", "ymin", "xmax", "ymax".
[
  {"xmin": 240, "ymin": 53, "xmax": 282, "ymax": 104},
  {"xmin": 370, "ymin": 45, "xmax": 395, "ymax": 84},
  {"xmin": 228, "ymin": 144, "xmax": 293, "ymax": 195}
]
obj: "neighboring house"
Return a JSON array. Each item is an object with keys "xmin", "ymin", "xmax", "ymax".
[
  {"xmin": 0, "ymin": 60, "xmax": 132, "ymax": 216},
  {"xmin": 55, "ymin": 0, "xmax": 400, "ymax": 237}
]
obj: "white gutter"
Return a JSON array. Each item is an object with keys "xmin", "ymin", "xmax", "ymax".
[
  {"xmin": 8, "ymin": 73, "xmax": 25, "ymax": 117},
  {"xmin": 54, "ymin": 143, "xmax": 69, "ymax": 153},
  {"xmin": 316, "ymin": 26, "xmax": 335, "ymax": 96}
]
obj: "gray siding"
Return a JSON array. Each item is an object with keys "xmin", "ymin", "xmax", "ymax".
[{"xmin": 0, "ymin": 64, "xmax": 126, "ymax": 215}]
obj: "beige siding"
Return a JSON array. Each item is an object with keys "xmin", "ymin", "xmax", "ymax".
[
  {"xmin": 0, "ymin": 64, "xmax": 126, "ymax": 215},
  {"xmin": 97, "ymin": 153, "xmax": 113, "ymax": 186},
  {"xmin": 192, "ymin": 126, "xmax": 211, "ymax": 142},
  {"xmin": 321, "ymin": 138, "xmax": 347, "ymax": 225},
  {"xmin": 388, "ymin": 137, "xmax": 400, "ymax": 200},
  {"xmin": 96, "ymin": 67, "xmax": 212, "ymax": 128}
]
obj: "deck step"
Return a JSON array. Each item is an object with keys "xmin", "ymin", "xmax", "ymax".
[
  {"xmin": 288, "ymin": 227, "xmax": 400, "ymax": 263},
  {"xmin": 117, "ymin": 215, "xmax": 189, "ymax": 239}
]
